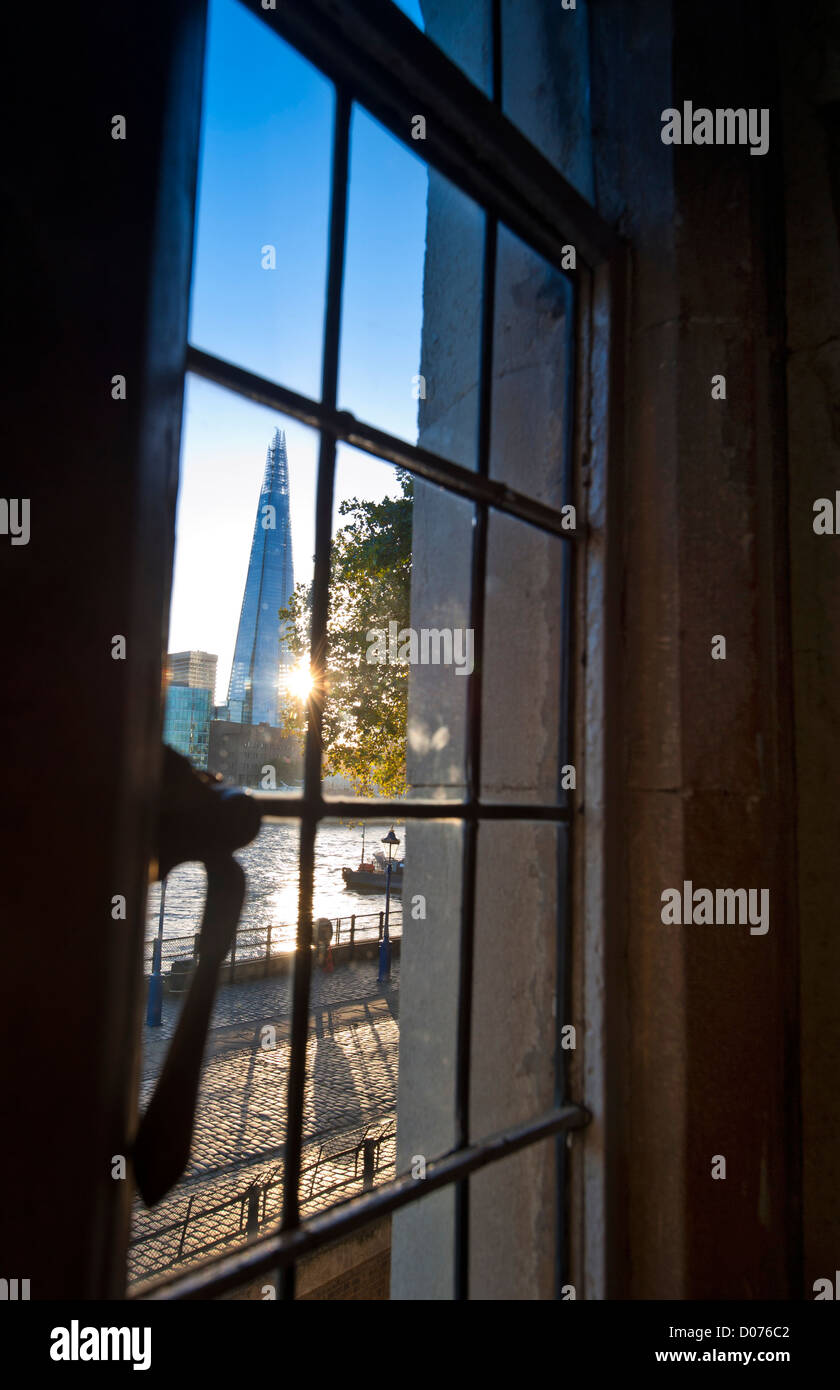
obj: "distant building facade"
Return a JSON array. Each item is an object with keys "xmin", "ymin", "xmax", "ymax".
[
  {"xmin": 227, "ymin": 429, "xmax": 295, "ymax": 727},
  {"xmin": 163, "ymin": 685, "xmax": 212, "ymax": 769},
  {"xmin": 207, "ymin": 720, "xmax": 303, "ymax": 789},
  {"xmin": 167, "ymin": 650, "xmax": 218, "ymax": 704}
]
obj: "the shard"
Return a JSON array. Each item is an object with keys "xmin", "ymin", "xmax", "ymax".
[{"xmin": 227, "ymin": 428, "xmax": 295, "ymax": 726}]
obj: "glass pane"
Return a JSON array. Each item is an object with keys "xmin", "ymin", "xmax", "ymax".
[
  {"xmin": 189, "ymin": 0, "xmax": 334, "ymax": 398},
  {"xmin": 481, "ymin": 511, "xmax": 570, "ymax": 803},
  {"xmin": 500, "ymin": 0, "xmax": 594, "ymax": 198},
  {"xmin": 296, "ymin": 818, "xmax": 404, "ymax": 1218},
  {"xmin": 404, "ymin": 482, "xmax": 473, "ymax": 797},
  {"xmin": 131, "ymin": 820, "xmax": 302, "ymax": 1291},
  {"xmin": 216, "ymin": 1213, "xmax": 391, "ymax": 1300},
  {"xmin": 315, "ymin": 445, "xmax": 471, "ymax": 801},
  {"xmin": 469, "ymin": 1136, "xmax": 561, "ymax": 1298},
  {"xmin": 130, "ymin": 379, "xmax": 318, "ymax": 1291},
  {"xmin": 490, "ymin": 223, "xmax": 575, "ymax": 509},
  {"xmin": 396, "ymin": 0, "xmax": 493, "ymax": 97},
  {"xmin": 389, "ymin": 818, "xmax": 465, "ymax": 1299},
  {"xmin": 390, "ymin": 0, "xmax": 425, "ymax": 26},
  {"xmin": 418, "ymin": 171, "xmax": 485, "ymax": 470},
  {"xmin": 297, "ymin": 820, "xmax": 464, "ymax": 1235},
  {"xmin": 468, "ymin": 822, "xmax": 566, "ymax": 1298},
  {"xmin": 339, "ymin": 109, "xmax": 484, "ymax": 469},
  {"xmin": 169, "ymin": 374, "xmax": 316, "ymax": 743}
]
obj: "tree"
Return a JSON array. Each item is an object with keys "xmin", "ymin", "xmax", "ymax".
[{"xmin": 279, "ymin": 470, "xmax": 412, "ymax": 796}]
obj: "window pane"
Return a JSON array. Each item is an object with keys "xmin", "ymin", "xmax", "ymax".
[
  {"xmin": 338, "ymin": 108, "xmax": 426, "ymax": 442},
  {"xmin": 295, "ymin": 820, "xmax": 465, "ymax": 1222},
  {"xmin": 419, "ymin": 171, "xmax": 485, "ymax": 470},
  {"xmin": 386, "ymin": 818, "xmax": 469, "ymax": 1301},
  {"xmin": 296, "ymin": 818, "xmax": 404, "ymax": 1218},
  {"xmin": 318, "ymin": 445, "xmax": 472, "ymax": 800},
  {"xmin": 481, "ymin": 511, "xmax": 570, "ymax": 803},
  {"xmin": 500, "ymin": 0, "xmax": 594, "ymax": 198},
  {"xmin": 169, "ymin": 375, "xmax": 316, "ymax": 737},
  {"xmin": 397, "ymin": 0, "xmax": 493, "ymax": 97},
  {"xmin": 490, "ymin": 223, "xmax": 575, "ymax": 509},
  {"xmin": 130, "ymin": 379, "xmax": 318, "ymax": 1291},
  {"xmin": 189, "ymin": 0, "xmax": 334, "ymax": 398},
  {"xmin": 394, "ymin": 817, "xmax": 465, "ymax": 1159},
  {"xmin": 469, "ymin": 1135, "xmax": 562, "ymax": 1297},
  {"xmin": 131, "ymin": 819, "xmax": 302, "ymax": 1290},
  {"xmin": 469, "ymin": 821, "xmax": 566, "ymax": 1298},
  {"xmin": 339, "ymin": 109, "xmax": 484, "ymax": 469},
  {"xmin": 215, "ymin": 1213, "xmax": 391, "ymax": 1300}
]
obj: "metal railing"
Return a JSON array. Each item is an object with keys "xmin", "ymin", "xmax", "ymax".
[
  {"xmin": 143, "ymin": 908, "xmax": 403, "ymax": 980},
  {"xmin": 129, "ymin": 1117, "xmax": 397, "ymax": 1287}
]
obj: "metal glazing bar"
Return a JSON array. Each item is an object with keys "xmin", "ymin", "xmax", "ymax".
[
  {"xmin": 277, "ymin": 87, "xmax": 351, "ymax": 1301},
  {"xmin": 251, "ymin": 795, "xmax": 573, "ymax": 823},
  {"xmin": 185, "ymin": 346, "xmax": 581, "ymax": 542},
  {"xmin": 137, "ymin": 1102, "xmax": 590, "ymax": 1301},
  {"xmin": 453, "ymin": 203, "xmax": 497, "ymax": 1298},
  {"xmin": 554, "ymin": 824, "xmax": 572, "ymax": 1298},
  {"xmin": 239, "ymin": 0, "xmax": 617, "ymax": 270},
  {"xmin": 554, "ymin": 279, "xmax": 580, "ymax": 1296}
]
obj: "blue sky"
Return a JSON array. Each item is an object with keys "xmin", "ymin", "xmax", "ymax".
[{"xmin": 170, "ymin": 0, "xmax": 427, "ymax": 699}]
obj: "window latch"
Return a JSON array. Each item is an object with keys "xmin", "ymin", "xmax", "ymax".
[{"xmin": 133, "ymin": 746, "xmax": 262, "ymax": 1206}]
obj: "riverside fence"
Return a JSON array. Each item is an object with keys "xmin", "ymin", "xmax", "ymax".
[
  {"xmin": 128, "ymin": 1116, "xmax": 397, "ymax": 1288},
  {"xmin": 143, "ymin": 908, "xmax": 403, "ymax": 989}
]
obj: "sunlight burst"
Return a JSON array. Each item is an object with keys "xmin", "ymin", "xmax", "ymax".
[{"xmin": 287, "ymin": 661, "xmax": 315, "ymax": 703}]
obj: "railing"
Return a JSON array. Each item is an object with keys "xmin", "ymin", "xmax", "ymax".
[
  {"xmin": 142, "ymin": 908, "xmax": 403, "ymax": 979},
  {"xmin": 129, "ymin": 1117, "xmax": 397, "ymax": 1287}
]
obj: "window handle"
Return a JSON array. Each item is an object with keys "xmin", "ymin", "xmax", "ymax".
[{"xmin": 133, "ymin": 747, "xmax": 262, "ymax": 1206}]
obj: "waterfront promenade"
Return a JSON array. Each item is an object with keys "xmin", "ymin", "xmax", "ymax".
[{"xmin": 129, "ymin": 957, "xmax": 400, "ymax": 1290}]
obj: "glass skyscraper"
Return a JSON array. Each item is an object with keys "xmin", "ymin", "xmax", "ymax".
[
  {"xmin": 163, "ymin": 685, "xmax": 211, "ymax": 769},
  {"xmin": 227, "ymin": 428, "xmax": 295, "ymax": 727}
]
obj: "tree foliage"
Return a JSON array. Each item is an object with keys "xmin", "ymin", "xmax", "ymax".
[{"xmin": 279, "ymin": 470, "xmax": 412, "ymax": 797}]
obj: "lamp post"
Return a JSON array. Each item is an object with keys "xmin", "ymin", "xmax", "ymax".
[
  {"xmin": 146, "ymin": 876, "xmax": 167, "ymax": 1027},
  {"xmin": 378, "ymin": 828, "xmax": 399, "ymax": 983}
]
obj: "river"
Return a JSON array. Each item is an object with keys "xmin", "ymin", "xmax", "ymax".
[{"xmin": 145, "ymin": 820, "xmax": 405, "ymax": 954}]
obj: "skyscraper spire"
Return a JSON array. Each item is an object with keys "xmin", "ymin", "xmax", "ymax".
[{"xmin": 227, "ymin": 429, "xmax": 295, "ymax": 726}]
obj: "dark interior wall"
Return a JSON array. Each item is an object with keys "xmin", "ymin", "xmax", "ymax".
[
  {"xmin": 590, "ymin": 1, "xmax": 801, "ymax": 1297},
  {"xmin": 0, "ymin": 2, "xmax": 205, "ymax": 1296},
  {"xmin": 779, "ymin": 0, "xmax": 840, "ymax": 1294}
]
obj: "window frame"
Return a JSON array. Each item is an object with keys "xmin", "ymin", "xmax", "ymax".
[{"xmin": 135, "ymin": 0, "xmax": 624, "ymax": 1301}]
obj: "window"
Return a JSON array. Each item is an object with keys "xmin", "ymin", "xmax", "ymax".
[{"xmin": 137, "ymin": 0, "xmax": 621, "ymax": 1301}]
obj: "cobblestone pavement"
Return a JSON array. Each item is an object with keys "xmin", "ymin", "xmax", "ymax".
[{"xmin": 129, "ymin": 959, "xmax": 400, "ymax": 1290}]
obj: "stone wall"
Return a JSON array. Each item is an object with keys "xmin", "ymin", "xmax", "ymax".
[{"xmin": 779, "ymin": 0, "xmax": 840, "ymax": 1293}]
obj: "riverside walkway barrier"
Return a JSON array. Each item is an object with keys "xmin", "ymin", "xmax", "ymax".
[
  {"xmin": 143, "ymin": 908, "xmax": 403, "ymax": 992},
  {"xmin": 128, "ymin": 1116, "xmax": 397, "ymax": 1288}
]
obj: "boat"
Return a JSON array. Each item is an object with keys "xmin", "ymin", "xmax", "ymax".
[{"xmin": 341, "ymin": 827, "xmax": 404, "ymax": 893}]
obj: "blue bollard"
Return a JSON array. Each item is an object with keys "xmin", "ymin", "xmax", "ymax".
[
  {"xmin": 378, "ymin": 932, "xmax": 391, "ymax": 983},
  {"xmin": 379, "ymin": 859, "xmax": 393, "ymax": 983}
]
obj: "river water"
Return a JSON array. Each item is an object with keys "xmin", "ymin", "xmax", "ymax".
[{"xmin": 145, "ymin": 820, "xmax": 404, "ymax": 953}]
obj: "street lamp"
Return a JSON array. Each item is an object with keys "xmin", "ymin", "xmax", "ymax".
[
  {"xmin": 378, "ymin": 828, "xmax": 399, "ymax": 983},
  {"xmin": 146, "ymin": 876, "xmax": 166, "ymax": 1027}
]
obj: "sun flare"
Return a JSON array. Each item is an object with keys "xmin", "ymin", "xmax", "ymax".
[{"xmin": 287, "ymin": 661, "xmax": 315, "ymax": 703}]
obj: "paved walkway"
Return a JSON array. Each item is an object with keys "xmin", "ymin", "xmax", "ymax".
[{"xmin": 129, "ymin": 959, "xmax": 400, "ymax": 1289}]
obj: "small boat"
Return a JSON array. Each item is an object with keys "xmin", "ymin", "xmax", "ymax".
[{"xmin": 341, "ymin": 828, "xmax": 403, "ymax": 893}]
